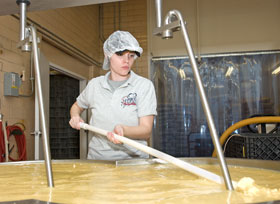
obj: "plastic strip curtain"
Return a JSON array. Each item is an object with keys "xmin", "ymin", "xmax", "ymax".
[{"xmin": 151, "ymin": 51, "xmax": 280, "ymax": 157}]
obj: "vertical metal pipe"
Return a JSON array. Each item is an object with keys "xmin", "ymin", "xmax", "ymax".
[
  {"xmin": 29, "ymin": 26, "xmax": 54, "ymax": 187},
  {"xmin": 34, "ymin": 86, "xmax": 40, "ymax": 160},
  {"xmin": 17, "ymin": 0, "xmax": 31, "ymax": 51},
  {"xmin": 32, "ymin": 49, "xmax": 41, "ymax": 160},
  {"xmin": 2, "ymin": 120, "xmax": 9, "ymax": 162},
  {"xmin": 155, "ymin": 0, "xmax": 162, "ymax": 27},
  {"xmin": 0, "ymin": 114, "xmax": 8, "ymax": 162},
  {"xmin": 18, "ymin": 2, "xmax": 26, "ymax": 42},
  {"xmin": 170, "ymin": 10, "xmax": 234, "ymax": 190}
]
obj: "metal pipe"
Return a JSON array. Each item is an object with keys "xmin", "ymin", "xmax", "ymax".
[
  {"xmin": 18, "ymin": 1, "xmax": 27, "ymax": 41},
  {"xmin": 162, "ymin": 12, "xmax": 174, "ymax": 39},
  {"xmin": 155, "ymin": 0, "xmax": 162, "ymax": 28},
  {"xmin": 33, "ymin": 87, "xmax": 41, "ymax": 160},
  {"xmin": 196, "ymin": 0, "xmax": 201, "ymax": 62},
  {"xmin": 19, "ymin": 49, "xmax": 34, "ymax": 97},
  {"xmin": 29, "ymin": 26, "xmax": 54, "ymax": 188},
  {"xmin": 0, "ymin": 114, "xmax": 8, "ymax": 162},
  {"xmin": 12, "ymin": 14, "xmax": 102, "ymax": 67},
  {"xmin": 16, "ymin": 0, "xmax": 31, "ymax": 51},
  {"xmin": 2, "ymin": 120, "xmax": 9, "ymax": 162},
  {"xmin": 163, "ymin": 10, "xmax": 234, "ymax": 190}
]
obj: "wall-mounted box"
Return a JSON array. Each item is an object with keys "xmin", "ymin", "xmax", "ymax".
[{"xmin": 4, "ymin": 72, "xmax": 21, "ymax": 96}]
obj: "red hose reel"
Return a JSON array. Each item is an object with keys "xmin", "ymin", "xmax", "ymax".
[{"xmin": 0, "ymin": 121, "xmax": 27, "ymax": 162}]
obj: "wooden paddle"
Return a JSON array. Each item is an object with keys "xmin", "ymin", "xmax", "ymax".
[{"xmin": 79, "ymin": 122, "xmax": 233, "ymax": 185}]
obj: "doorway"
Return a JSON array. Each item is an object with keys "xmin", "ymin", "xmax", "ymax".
[
  {"xmin": 49, "ymin": 71, "xmax": 80, "ymax": 159},
  {"xmin": 48, "ymin": 64, "xmax": 88, "ymax": 159}
]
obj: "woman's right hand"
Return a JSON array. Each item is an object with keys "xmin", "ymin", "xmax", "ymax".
[{"xmin": 69, "ymin": 116, "xmax": 84, "ymax": 130}]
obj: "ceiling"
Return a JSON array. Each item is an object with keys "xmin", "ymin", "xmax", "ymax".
[{"xmin": 0, "ymin": 0, "xmax": 124, "ymax": 16}]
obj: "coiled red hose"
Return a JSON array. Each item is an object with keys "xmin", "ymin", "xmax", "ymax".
[{"xmin": 0, "ymin": 121, "xmax": 27, "ymax": 162}]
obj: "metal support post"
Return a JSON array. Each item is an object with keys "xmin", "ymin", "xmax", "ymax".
[
  {"xmin": 16, "ymin": 0, "xmax": 54, "ymax": 188},
  {"xmin": 153, "ymin": 0, "xmax": 234, "ymax": 190},
  {"xmin": 29, "ymin": 26, "xmax": 54, "ymax": 187}
]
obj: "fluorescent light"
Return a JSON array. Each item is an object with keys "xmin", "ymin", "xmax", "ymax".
[
  {"xmin": 179, "ymin": 69, "xmax": 186, "ymax": 80},
  {"xmin": 225, "ymin": 66, "xmax": 234, "ymax": 77},
  {"xmin": 272, "ymin": 66, "xmax": 280, "ymax": 75}
]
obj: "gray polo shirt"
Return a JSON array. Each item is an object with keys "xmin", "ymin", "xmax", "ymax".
[{"xmin": 77, "ymin": 71, "xmax": 157, "ymax": 160}]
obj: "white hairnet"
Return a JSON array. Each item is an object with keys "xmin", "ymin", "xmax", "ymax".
[{"xmin": 102, "ymin": 30, "xmax": 143, "ymax": 70}]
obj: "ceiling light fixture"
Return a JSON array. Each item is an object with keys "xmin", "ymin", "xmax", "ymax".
[
  {"xmin": 272, "ymin": 66, "xmax": 280, "ymax": 75},
  {"xmin": 225, "ymin": 66, "xmax": 234, "ymax": 77}
]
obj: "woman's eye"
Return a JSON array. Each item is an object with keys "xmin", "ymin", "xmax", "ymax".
[{"xmin": 115, "ymin": 51, "xmax": 135, "ymax": 58}]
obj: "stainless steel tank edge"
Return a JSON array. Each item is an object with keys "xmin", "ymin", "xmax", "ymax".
[{"xmin": 0, "ymin": 157, "xmax": 279, "ymax": 171}]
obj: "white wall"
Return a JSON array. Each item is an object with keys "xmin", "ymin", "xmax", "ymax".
[{"xmin": 148, "ymin": 0, "xmax": 280, "ymax": 57}]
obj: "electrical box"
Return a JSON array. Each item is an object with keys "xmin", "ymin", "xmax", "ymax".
[{"xmin": 4, "ymin": 72, "xmax": 21, "ymax": 96}]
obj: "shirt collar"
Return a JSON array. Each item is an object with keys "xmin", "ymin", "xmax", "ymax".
[
  {"xmin": 101, "ymin": 72, "xmax": 111, "ymax": 90},
  {"xmin": 101, "ymin": 70, "xmax": 137, "ymax": 89},
  {"xmin": 125, "ymin": 70, "xmax": 136, "ymax": 87}
]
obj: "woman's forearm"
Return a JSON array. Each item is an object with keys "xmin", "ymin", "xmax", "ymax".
[{"xmin": 121, "ymin": 115, "xmax": 154, "ymax": 140}]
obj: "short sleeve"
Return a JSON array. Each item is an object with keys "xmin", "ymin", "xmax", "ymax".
[
  {"xmin": 76, "ymin": 81, "xmax": 91, "ymax": 109},
  {"xmin": 137, "ymin": 80, "xmax": 157, "ymax": 117}
]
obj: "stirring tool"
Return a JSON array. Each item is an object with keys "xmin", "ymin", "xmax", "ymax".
[{"xmin": 80, "ymin": 122, "xmax": 236, "ymax": 186}]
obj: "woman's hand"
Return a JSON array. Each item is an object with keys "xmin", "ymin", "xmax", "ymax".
[
  {"xmin": 107, "ymin": 125, "xmax": 124, "ymax": 144},
  {"xmin": 69, "ymin": 116, "xmax": 84, "ymax": 130},
  {"xmin": 69, "ymin": 102, "xmax": 85, "ymax": 130}
]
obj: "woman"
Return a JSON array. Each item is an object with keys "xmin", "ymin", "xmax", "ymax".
[{"xmin": 69, "ymin": 30, "xmax": 157, "ymax": 160}]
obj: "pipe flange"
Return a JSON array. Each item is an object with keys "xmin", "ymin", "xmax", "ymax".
[{"xmin": 16, "ymin": 0, "xmax": 30, "ymax": 6}]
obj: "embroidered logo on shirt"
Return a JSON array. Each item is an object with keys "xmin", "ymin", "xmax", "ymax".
[{"xmin": 121, "ymin": 93, "xmax": 137, "ymax": 107}]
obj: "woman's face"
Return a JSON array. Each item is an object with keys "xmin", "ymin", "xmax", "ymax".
[{"xmin": 109, "ymin": 51, "xmax": 136, "ymax": 80}]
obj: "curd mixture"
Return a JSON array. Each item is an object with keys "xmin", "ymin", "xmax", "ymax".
[{"xmin": 0, "ymin": 161, "xmax": 279, "ymax": 204}]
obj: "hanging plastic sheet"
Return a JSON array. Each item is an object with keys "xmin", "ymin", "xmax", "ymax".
[{"xmin": 151, "ymin": 51, "xmax": 280, "ymax": 157}]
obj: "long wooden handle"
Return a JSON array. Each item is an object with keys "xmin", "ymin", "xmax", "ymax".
[{"xmin": 80, "ymin": 122, "xmax": 227, "ymax": 185}]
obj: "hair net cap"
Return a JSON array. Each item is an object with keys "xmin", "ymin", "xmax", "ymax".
[{"xmin": 102, "ymin": 30, "xmax": 143, "ymax": 70}]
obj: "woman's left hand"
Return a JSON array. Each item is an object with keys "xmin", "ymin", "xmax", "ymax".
[{"xmin": 107, "ymin": 125, "xmax": 124, "ymax": 144}]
